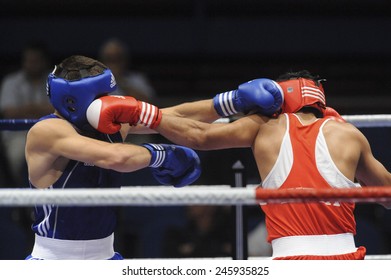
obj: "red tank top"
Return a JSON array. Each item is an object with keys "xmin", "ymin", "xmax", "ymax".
[{"xmin": 261, "ymin": 114, "xmax": 356, "ymax": 242}]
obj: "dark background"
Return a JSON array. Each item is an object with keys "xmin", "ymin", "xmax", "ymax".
[
  {"xmin": 1, "ymin": 0, "xmax": 391, "ymax": 113},
  {"xmin": 0, "ymin": 0, "xmax": 390, "ymax": 259}
]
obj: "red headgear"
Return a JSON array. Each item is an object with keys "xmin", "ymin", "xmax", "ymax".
[{"xmin": 278, "ymin": 78, "xmax": 326, "ymax": 115}]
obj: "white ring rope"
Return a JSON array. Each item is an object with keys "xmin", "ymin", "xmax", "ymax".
[
  {"xmin": 1, "ymin": 185, "xmax": 391, "ymax": 207},
  {"xmin": 0, "ymin": 186, "xmax": 252, "ymax": 206},
  {"xmin": 342, "ymin": 114, "xmax": 391, "ymax": 127},
  {"xmin": 2, "ymin": 186, "xmax": 391, "ymax": 260}
]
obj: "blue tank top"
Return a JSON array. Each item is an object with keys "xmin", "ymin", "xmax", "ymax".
[{"xmin": 30, "ymin": 114, "xmax": 123, "ymax": 240}]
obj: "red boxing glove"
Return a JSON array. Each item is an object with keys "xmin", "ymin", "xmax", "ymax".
[
  {"xmin": 324, "ymin": 107, "xmax": 346, "ymax": 123},
  {"xmin": 86, "ymin": 95, "xmax": 162, "ymax": 134}
]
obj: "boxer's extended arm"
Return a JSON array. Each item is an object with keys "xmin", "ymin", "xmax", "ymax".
[
  {"xmin": 88, "ymin": 78, "xmax": 283, "ymax": 136},
  {"xmin": 163, "ymin": 79, "xmax": 283, "ymax": 119},
  {"xmin": 162, "ymin": 79, "xmax": 283, "ymax": 121},
  {"xmin": 154, "ymin": 113, "xmax": 262, "ymax": 150},
  {"xmin": 162, "ymin": 99, "xmax": 220, "ymax": 123},
  {"xmin": 125, "ymin": 99, "xmax": 220, "ymax": 135},
  {"xmin": 87, "ymin": 96, "xmax": 220, "ymax": 135}
]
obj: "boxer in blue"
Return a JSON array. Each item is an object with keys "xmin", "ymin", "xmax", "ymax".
[{"xmin": 25, "ymin": 55, "xmax": 201, "ymax": 260}]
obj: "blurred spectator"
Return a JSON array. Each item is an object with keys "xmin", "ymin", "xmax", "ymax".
[
  {"xmin": 99, "ymin": 38, "xmax": 155, "ymax": 102},
  {"xmin": 162, "ymin": 206, "xmax": 232, "ymax": 258},
  {"xmin": 0, "ymin": 41, "xmax": 53, "ymax": 187}
]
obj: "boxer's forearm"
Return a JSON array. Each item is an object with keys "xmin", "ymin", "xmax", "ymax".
[
  {"xmin": 126, "ymin": 99, "xmax": 220, "ymax": 136},
  {"xmin": 161, "ymin": 99, "xmax": 220, "ymax": 123},
  {"xmin": 155, "ymin": 114, "xmax": 211, "ymax": 150}
]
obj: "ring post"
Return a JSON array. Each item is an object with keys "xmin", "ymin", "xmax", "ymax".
[{"xmin": 231, "ymin": 160, "xmax": 248, "ymax": 260}]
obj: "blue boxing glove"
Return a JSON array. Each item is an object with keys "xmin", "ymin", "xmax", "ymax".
[
  {"xmin": 213, "ymin": 78, "xmax": 284, "ymax": 116},
  {"xmin": 142, "ymin": 143, "xmax": 201, "ymax": 188}
]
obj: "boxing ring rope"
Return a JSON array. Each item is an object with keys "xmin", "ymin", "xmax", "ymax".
[
  {"xmin": 0, "ymin": 114, "xmax": 391, "ymax": 130},
  {"xmin": 343, "ymin": 114, "xmax": 391, "ymax": 128},
  {"xmin": 0, "ymin": 114, "xmax": 390, "ymax": 260},
  {"xmin": 0, "ymin": 185, "xmax": 390, "ymax": 260},
  {"xmin": 0, "ymin": 186, "xmax": 391, "ymax": 206},
  {"xmin": 0, "ymin": 118, "xmax": 38, "ymax": 131}
]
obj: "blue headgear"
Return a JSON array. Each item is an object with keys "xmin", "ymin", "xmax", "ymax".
[{"xmin": 46, "ymin": 67, "xmax": 117, "ymax": 131}]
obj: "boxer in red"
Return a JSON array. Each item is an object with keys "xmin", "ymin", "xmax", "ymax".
[{"xmin": 88, "ymin": 70, "xmax": 391, "ymax": 260}]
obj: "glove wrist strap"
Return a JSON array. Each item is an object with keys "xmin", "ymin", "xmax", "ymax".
[
  {"xmin": 142, "ymin": 143, "xmax": 166, "ymax": 168},
  {"xmin": 137, "ymin": 101, "xmax": 162, "ymax": 128},
  {"xmin": 213, "ymin": 90, "xmax": 238, "ymax": 117}
]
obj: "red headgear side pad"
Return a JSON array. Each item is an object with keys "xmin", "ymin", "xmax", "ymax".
[{"xmin": 278, "ymin": 78, "xmax": 326, "ymax": 114}]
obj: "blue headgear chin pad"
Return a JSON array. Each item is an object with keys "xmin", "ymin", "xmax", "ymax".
[{"xmin": 47, "ymin": 68, "xmax": 117, "ymax": 130}]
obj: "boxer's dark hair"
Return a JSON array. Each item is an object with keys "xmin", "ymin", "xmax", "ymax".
[
  {"xmin": 54, "ymin": 55, "xmax": 108, "ymax": 81},
  {"xmin": 276, "ymin": 70, "xmax": 325, "ymax": 87}
]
